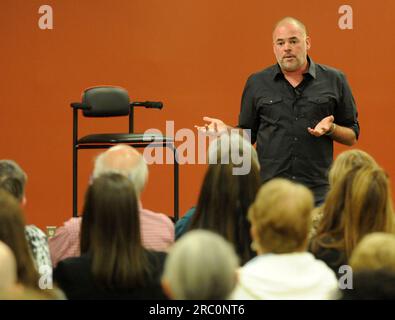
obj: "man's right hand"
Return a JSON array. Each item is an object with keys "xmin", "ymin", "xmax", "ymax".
[{"xmin": 194, "ymin": 117, "xmax": 228, "ymax": 136}]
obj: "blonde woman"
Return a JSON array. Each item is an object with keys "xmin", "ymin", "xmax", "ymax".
[
  {"xmin": 310, "ymin": 166, "xmax": 395, "ymax": 274},
  {"xmin": 309, "ymin": 149, "xmax": 379, "ymax": 239},
  {"xmin": 232, "ymin": 179, "xmax": 338, "ymax": 300}
]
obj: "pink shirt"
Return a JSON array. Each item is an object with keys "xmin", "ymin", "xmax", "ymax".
[{"xmin": 49, "ymin": 206, "xmax": 174, "ymax": 267}]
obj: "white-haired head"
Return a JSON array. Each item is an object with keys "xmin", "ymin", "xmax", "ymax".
[
  {"xmin": 162, "ymin": 230, "xmax": 239, "ymax": 300},
  {"xmin": 93, "ymin": 144, "xmax": 148, "ymax": 196}
]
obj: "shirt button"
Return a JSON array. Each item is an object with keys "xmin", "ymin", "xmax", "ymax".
[
  {"xmin": 295, "ymin": 117, "xmax": 298, "ymax": 121},
  {"xmin": 292, "ymin": 176, "xmax": 296, "ymax": 180},
  {"xmin": 294, "ymin": 137, "xmax": 298, "ymax": 141}
]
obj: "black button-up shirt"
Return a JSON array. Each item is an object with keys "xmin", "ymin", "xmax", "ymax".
[{"xmin": 238, "ymin": 57, "xmax": 360, "ymax": 204}]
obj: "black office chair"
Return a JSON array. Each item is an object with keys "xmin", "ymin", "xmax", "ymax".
[{"xmin": 71, "ymin": 86, "xmax": 179, "ymax": 221}]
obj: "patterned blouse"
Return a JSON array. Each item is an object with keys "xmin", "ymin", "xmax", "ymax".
[{"xmin": 25, "ymin": 225, "xmax": 52, "ymax": 275}]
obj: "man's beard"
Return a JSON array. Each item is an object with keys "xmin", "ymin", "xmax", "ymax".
[{"xmin": 280, "ymin": 57, "xmax": 301, "ymax": 72}]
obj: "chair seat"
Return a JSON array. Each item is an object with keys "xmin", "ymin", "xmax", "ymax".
[{"xmin": 78, "ymin": 133, "xmax": 173, "ymax": 144}]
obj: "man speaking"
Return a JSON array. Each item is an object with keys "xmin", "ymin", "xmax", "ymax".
[{"xmin": 196, "ymin": 17, "xmax": 360, "ymax": 205}]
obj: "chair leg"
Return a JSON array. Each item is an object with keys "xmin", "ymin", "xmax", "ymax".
[
  {"xmin": 173, "ymin": 146, "xmax": 179, "ymax": 222},
  {"xmin": 73, "ymin": 145, "xmax": 78, "ymax": 217}
]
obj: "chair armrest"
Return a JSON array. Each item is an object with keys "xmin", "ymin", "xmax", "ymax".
[
  {"xmin": 130, "ymin": 101, "xmax": 163, "ymax": 109},
  {"xmin": 70, "ymin": 102, "xmax": 91, "ymax": 110}
]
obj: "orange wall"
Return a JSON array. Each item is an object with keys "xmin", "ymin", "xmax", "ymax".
[{"xmin": 1, "ymin": 0, "xmax": 394, "ymax": 230}]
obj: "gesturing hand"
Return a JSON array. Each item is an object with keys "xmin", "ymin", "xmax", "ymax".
[
  {"xmin": 194, "ymin": 117, "xmax": 228, "ymax": 136},
  {"xmin": 307, "ymin": 115, "xmax": 335, "ymax": 137}
]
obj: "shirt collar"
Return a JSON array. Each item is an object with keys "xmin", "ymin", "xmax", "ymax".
[
  {"xmin": 273, "ymin": 56, "xmax": 316, "ymax": 80},
  {"xmin": 306, "ymin": 56, "xmax": 317, "ymax": 79}
]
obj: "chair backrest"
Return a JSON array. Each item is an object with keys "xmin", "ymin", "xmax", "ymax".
[{"xmin": 82, "ymin": 86, "xmax": 130, "ymax": 117}]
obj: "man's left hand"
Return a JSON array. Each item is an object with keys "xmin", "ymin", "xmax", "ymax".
[{"xmin": 307, "ymin": 115, "xmax": 334, "ymax": 137}]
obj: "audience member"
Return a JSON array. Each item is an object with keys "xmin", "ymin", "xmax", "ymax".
[
  {"xmin": 49, "ymin": 144, "xmax": 174, "ymax": 267},
  {"xmin": 232, "ymin": 179, "xmax": 338, "ymax": 299},
  {"xmin": 0, "ymin": 241, "xmax": 18, "ymax": 292},
  {"xmin": 0, "ymin": 160, "xmax": 52, "ymax": 273},
  {"xmin": 349, "ymin": 232, "xmax": 395, "ymax": 273},
  {"xmin": 0, "ymin": 242, "xmax": 61, "ymax": 299},
  {"xmin": 341, "ymin": 269, "xmax": 395, "ymax": 300},
  {"xmin": 309, "ymin": 149, "xmax": 378, "ymax": 239},
  {"xmin": 0, "ymin": 190, "xmax": 41, "ymax": 289},
  {"xmin": 54, "ymin": 173, "xmax": 167, "ymax": 299},
  {"xmin": 310, "ymin": 166, "xmax": 395, "ymax": 274},
  {"xmin": 162, "ymin": 230, "xmax": 239, "ymax": 300},
  {"xmin": 180, "ymin": 133, "xmax": 261, "ymax": 265}
]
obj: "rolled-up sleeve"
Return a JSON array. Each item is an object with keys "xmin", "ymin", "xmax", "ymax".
[{"xmin": 336, "ymin": 72, "xmax": 360, "ymax": 139}]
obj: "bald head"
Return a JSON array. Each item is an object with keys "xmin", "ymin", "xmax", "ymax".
[
  {"xmin": 0, "ymin": 241, "xmax": 17, "ymax": 291},
  {"xmin": 272, "ymin": 17, "xmax": 310, "ymax": 73},
  {"xmin": 96, "ymin": 145, "xmax": 142, "ymax": 172},
  {"xmin": 273, "ymin": 17, "xmax": 308, "ymax": 40},
  {"xmin": 93, "ymin": 144, "xmax": 148, "ymax": 195}
]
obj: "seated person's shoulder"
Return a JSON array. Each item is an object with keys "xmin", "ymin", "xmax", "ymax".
[
  {"xmin": 55, "ymin": 254, "xmax": 90, "ymax": 275},
  {"xmin": 175, "ymin": 207, "xmax": 196, "ymax": 240},
  {"xmin": 64, "ymin": 217, "xmax": 82, "ymax": 228},
  {"xmin": 50, "ymin": 217, "xmax": 82, "ymax": 239},
  {"xmin": 25, "ymin": 225, "xmax": 47, "ymax": 239},
  {"xmin": 140, "ymin": 207, "xmax": 174, "ymax": 227}
]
